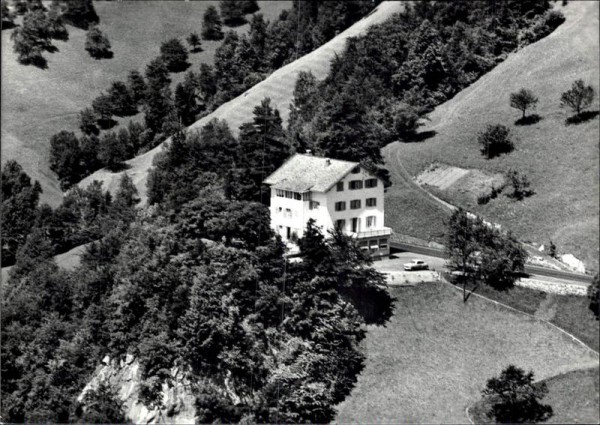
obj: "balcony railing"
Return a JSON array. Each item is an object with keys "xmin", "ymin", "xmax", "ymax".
[{"xmin": 345, "ymin": 227, "xmax": 393, "ymax": 239}]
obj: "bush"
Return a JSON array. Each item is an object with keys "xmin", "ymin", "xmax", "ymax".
[
  {"xmin": 506, "ymin": 170, "xmax": 533, "ymax": 200},
  {"xmin": 85, "ymin": 26, "xmax": 113, "ymax": 59},
  {"xmin": 478, "ymin": 124, "xmax": 514, "ymax": 159},
  {"xmin": 483, "ymin": 365, "xmax": 553, "ymax": 423}
]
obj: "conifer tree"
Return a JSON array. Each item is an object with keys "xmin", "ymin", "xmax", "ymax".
[{"xmin": 202, "ymin": 5, "xmax": 224, "ymax": 40}]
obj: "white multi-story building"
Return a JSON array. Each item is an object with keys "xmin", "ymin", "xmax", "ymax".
[{"xmin": 264, "ymin": 154, "xmax": 393, "ymax": 257}]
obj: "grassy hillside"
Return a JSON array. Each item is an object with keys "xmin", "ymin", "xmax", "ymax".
[
  {"xmin": 384, "ymin": 1, "xmax": 599, "ymax": 270},
  {"xmin": 334, "ymin": 282, "xmax": 599, "ymax": 423},
  {"xmin": 1, "ymin": 1, "xmax": 290, "ymax": 207},
  {"xmin": 76, "ymin": 1, "xmax": 407, "ymax": 205}
]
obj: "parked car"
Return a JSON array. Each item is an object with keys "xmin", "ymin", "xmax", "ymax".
[{"xmin": 404, "ymin": 259, "xmax": 429, "ymax": 271}]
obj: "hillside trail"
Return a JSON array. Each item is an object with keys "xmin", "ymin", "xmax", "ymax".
[{"xmin": 77, "ymin": 1, "xmax": 407, "ymax": 204}]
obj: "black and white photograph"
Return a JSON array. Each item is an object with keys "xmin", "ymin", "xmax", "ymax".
[{"xmin": 1, "ymin": 0, "xmax": 599, "ymax": 423}]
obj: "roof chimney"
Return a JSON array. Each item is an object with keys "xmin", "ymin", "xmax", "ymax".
[
  {"xmin": 326, "ymin": 159, "xmax": 331, "ymax": 166},
  {"xmin": 306, "ymin": 149, "xmax": 312, "ymax": 156}
]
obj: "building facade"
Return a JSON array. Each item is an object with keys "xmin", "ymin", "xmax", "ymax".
[{"xmin": 264, "ymin": 154, "xmax": 392, "ymax": 258}]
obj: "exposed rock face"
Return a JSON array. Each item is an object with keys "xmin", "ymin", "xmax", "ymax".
[
  {"xmin": 78, "ymin": 355, "xmax": 196, "ymax": 424},
  {"xmin": 560, "ymin": 254, "xmax": 586, "ymax": 274}
]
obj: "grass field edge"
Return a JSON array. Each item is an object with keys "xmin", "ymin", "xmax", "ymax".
[{"xmin": 442, "ymin": 279, "xmax": 600, "ymax": 358}]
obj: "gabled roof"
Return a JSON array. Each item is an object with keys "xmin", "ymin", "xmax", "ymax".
[{"xmin": 264, "ymin": 154, "xmax": 359, "ymax": 193}]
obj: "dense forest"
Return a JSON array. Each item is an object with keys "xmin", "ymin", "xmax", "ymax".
[{"xmin": 1, "ymin": 0, "xmax": 569, "ymax": 422}]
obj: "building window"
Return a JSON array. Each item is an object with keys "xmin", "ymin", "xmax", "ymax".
[
  {"xmin": 351, "ymin": 217, "xmax": 360, "ymax": 233},
  {"xmin": 309, "ymin": 201, "xmax": 320, "ymax": 210},
  {"xmin": 302, "ymin": 192, "xmax": 311, "ymax": 201},
  {"xmin": 351, "ymin": 166, "xmax": 360, "ymax": 174},
  {"xmin": 285, "ymin": 208, "xmax": 292, "ymax": 218},
  {"xmin": 335, "ymin": 219, "xmax": 346, "ymax": 231},
  {"xmin": 350, "ymin": 199, "xmax": 361, "ymax": 209},
  {"xmin": 294, "ymin": 192, "xmax": 301, "ymax": 200},
  {"xmin": 335, "ymin": 201, "xmax": 346, "ymax": 211},
  {"xmin": 276, "ymin": 189, "xmax": 285, "ymax": 197},
  {"xmin": 379, "ymin": 238, "xmax": 389, "ymax": 250},
  {"xmin": 359, "ymin": 241, "xmax": 369, "ymax": 251},
  {"xmin": 277, "ymin": 207, "xmax": 283, "ymax": 214},
  {"xmin": 369, "ymin": 239, "xmax": 379, "ymax": 250},
  {"xmin": 336, "ymin": 181, "xmax": 344, "ymax": 191},
  {"xmin": 349, "ymin": 180, "xmax": 363, "ymax": 190},
  {"xmin": 366, "ymin": 216, "xmax": 376, "ymax": 228},
  {"xmin": 365, "ymin": 178, "xmax": 378, "ymax": 188},
  {"xmin": 366, "ymin": 197, "xmax": 377, "ymax": 207}
]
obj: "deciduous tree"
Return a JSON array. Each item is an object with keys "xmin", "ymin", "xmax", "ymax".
[
  {"xmin": 186, "ymin": 32, "xmax": 202, "ymax": 52},
  {"xmin": 1, "ymin": 161, "xmax": 42, "ymax": 266},
  {"xmin": 483, "ymin": 365, "xmax": 553, "ymax": 423},
  {"xmin": 560, "ymin": 79, "xmax": 595, "ymax": 116},
  {"xmin": 85, "ymin": 26, "xmax": 112, "ymax": 59},
  {"xmin": 107, "ymin": 81, "xmax": 137, "ymax": 117},
  {"xmin": 510, "ymin": 88, "xmax": 538, "ymax": 119},
  {"xmin": 220, "ymin": 0, "xmax": 246, "ymax": 27},
  {"xmin": 98, "ymin": 131, "xmax": 127, "ymax": 171},
  {"xmin": 79, "ymin": 107, "xmax": 99, "ymax": 135},
  {"xmin": 160, "ymin": 38, "xmax": 189, "ymax": 72},
  {"xmin": 49, "ymin": 131, "xmax": 82, "ymax": 189},
  {"xmin": 127, "ymin": 70, "xmax": 147, "ymax": 105}
]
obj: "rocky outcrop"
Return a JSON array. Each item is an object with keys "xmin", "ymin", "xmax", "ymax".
[
  {"xmin": 559, "ymin": 254, "xmax": 586, "ymax": 274},
  {"xmin": 78, "ymin": 355, "xmax": 196, "ymax": 424}
]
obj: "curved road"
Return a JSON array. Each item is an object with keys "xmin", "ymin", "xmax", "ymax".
[{"xmin": 390, "ymin": 241, "xmax": 593, "ymax": 284}]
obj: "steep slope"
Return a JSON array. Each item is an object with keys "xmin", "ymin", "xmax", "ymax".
[
  {"xmin": 77, "ymin": 1, "xmax": 407, "ymax": 205},
  {"xmin": 385, "ymin": 1, "xmax": 599, "ymax": 270},
  {"xmin": 1, "ymin": 1, "xmax": 290, "ymax": 207}
]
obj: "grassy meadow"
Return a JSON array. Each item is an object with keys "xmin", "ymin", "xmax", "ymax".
[
  {"xmin": 1, "ymin": 1, "xmax": 291, "ymax": 206},
  {"xmin": 334, "ymin": 281, "xmax": 599, "ymax": 423},
  {"xmin": 384, "ymin": 1, "xmax": 599, "ymax": 271}
]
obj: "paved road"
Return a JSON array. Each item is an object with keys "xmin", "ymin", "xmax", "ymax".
[{"xmin": 390, "ymin": 242, "xmax": 594, "ymax": 284}]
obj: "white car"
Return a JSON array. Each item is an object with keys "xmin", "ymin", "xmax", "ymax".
[{"xmin": 403, "ymin": 259, "xmax": 429, "ymax": 271}]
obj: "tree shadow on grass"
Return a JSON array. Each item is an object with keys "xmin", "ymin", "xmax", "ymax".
[
  {"xmin": 340, "ymin": 285, "xmax": 397, "ymax": 326},
  {"xmin": 97, "ymin": 118, "xmax": 118, "ymax": 130},
  {"xmin": 515, "ymin": 114, "xmax": 542, "ymax": 126},
  {"xmin": 27, "ymin": 55, "xmax": 48, "ymax": 70},
  {"xmin": 1, "ymin": 21, "xmax": 16, "ymax": 30},
  {"xmin": 223, "ymin": 17, "xmax": 248, "ymax": 27},
  {"xmin": 402, "ymin": 130, "xmax": 437, "ymax": 143},
  {"xmin": 168, "ymin": 61, "xmax": 191, "ymax": 73},
  {"xmin": 106, "ymin": 162, "xmax": 131, "ymax": 173},
  {"xmin": 565, "ymin": 110, "xmax": 599, "ymax": 125}
]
